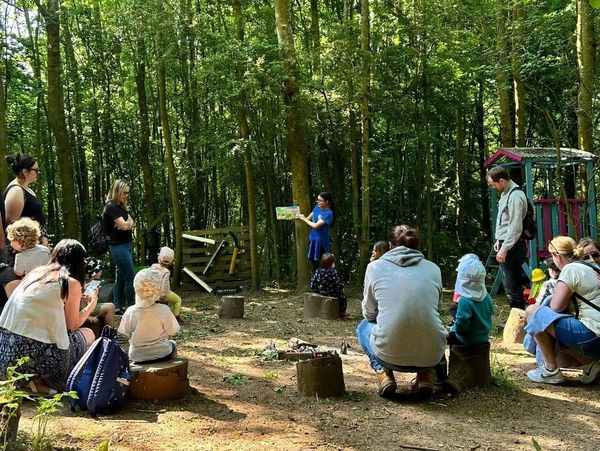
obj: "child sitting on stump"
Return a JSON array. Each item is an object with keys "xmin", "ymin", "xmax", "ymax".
[
  {"xmin": 310, "ymin": 253, "xmax": 347, "ymax": 318},
  {"xmin": 118, "ymin": 268, "xmax": 180, "ymax": 363},
  {"xmin": 151, "ymin": 246, "xmax": 184, "ymax": 324},
  {"xmin": 447, "ymin": 254, "xmax": 493, "ymax": 346}
]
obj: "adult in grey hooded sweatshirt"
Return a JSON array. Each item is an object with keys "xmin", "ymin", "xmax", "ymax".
[{"xmin": 356, "ymin": 225, "xmax": 447, "ymax": 397}]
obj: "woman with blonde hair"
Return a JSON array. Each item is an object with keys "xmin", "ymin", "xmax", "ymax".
[
  {"xmin": 524, "ymin": 236, "xmax": 600, "ymax": 385},
  {"xmin": 102, "ymin": 179, "xmax": 135, "ymax": 314}
]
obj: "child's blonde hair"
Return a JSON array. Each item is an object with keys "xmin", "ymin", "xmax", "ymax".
[{"xmin": 6, "ymin": 217, "xmax": 41, "ymax": 249}]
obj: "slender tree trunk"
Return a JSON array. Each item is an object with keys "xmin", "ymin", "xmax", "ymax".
[
  {"xmin": 38, "ymin": 0, "xmax": 79, "ymax": 238},
  {"xmin": 475, "ymin": 79, "xmax": 490, "ymax": 238},
  {"xmin": 496, "ymin": 0, "xmax": 514, "ymax": 147},
  {"xmin": 274, "ymin": 0, "xmax": 311, "ymax": 290},
  {"xmin": 233, "ymin": 0, "xmax": 260, "ymax": 290},
  {"xmin": 63, "ymin": 16, "xmax": 90, "ymax": 240},
  {"xmin": 576, "ymin": 0, "xmax": 595, "ymax": 152},
  {"xmin": 0, "ymin": 44, "xmax": 7, "ymax": 190},
  {"xmin": 359, "ymin": 0, "xmax": 370, "ymax": 277},
  {"xmin": 455, "ymin": 107, "xmax": 466, "ymax": 247},
  {"xmin": 512, "ymin": 0, "xmax": 526, "ymax": 147},
  {"xmin": 156, "ymin": 36, "xmax": 184, "ymax": 286},
  {"xmin": 134, "ymin": 38, "xmax": 157, "ymax": 230}
]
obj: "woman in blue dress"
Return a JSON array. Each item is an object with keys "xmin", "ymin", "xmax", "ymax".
[{"xmin": 297, "ymin": 192, "xmax": 335, "ymax": 269}]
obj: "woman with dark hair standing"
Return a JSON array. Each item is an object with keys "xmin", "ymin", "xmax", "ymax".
[
  {"xmin": 0, "ymin": 239, "xmax": 96, "ymax": 394},
  {"xmin": 4, "ymin": 154, "xmax": 47, "ymax": 246},
  {"xmin": 297, "ymin": 192, "xmax": 335, "ymax": 269},
  {"xmin": 102, "ymin": 179, "xmax": 135, "ymax": 314},
  {"xmin": 356, "ymin": 225, "xmax": 447, "ymax": 399}
]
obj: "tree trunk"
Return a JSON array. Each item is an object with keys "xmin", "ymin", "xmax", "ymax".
[
  {"xmin": 156, "ymin": 36, "xmax": 184, "ymax": 286},
  {"xmin": 40, "ymin": 0, "xmax": 79, "ymax": 238},
  {"xmin": 233, "ymin": 0, "xmax": 260, "ymax": 290},
  {"xmin": 495, "ymin": 0, "xmax": 514, "ymax": 147},
  {"xmin": 455, "ymin": 107, "xmax": 466, "ymax": 247},
  {"xmin": 512, "ymin": 0, "xmax": 526, "ymax": 147},
  {"xmin": 134, "ymin": 38, "xmax": 158, "ymax": 231},
  {"xmin": 0, "ymin": 49, "xmax": 7, "ymax": 191},
  {"xmin": 274, "ymin": 0, "xmax": 311, "ymax": 290},
  {"xmin": 63, "ymin": 16, "xmax": 90, "ymax": 241},
  {"xmin": 359, "ymin": 0, "xmax": 370, "ymax": 278},
  {"xmin": 576, "ymin": 0, "xmax": 595, "ymax": 152}
]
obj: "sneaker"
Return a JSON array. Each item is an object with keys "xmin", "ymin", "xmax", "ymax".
[
  {"xmin": 527, "ymin": 365, "xmax": 566, "ymax": 384},
  {"xmin": 580, "ymin": 360, "xmax": 600, "ymax": 384},
  {"xmin": 376, "ymin": 370, "xmax": 397, "ymax": 398}
]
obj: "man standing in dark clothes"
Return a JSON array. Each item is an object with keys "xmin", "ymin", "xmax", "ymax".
[{"xmin": 487, "ymin": 166, "xmax": 528, "ymax": 310}]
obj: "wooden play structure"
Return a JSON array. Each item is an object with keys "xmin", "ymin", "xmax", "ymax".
[
  {"xmin": 484, "ymin": 147, "xmax": 598, "ymax": 293},
  {"xmin": 181, "ymin": 226, "xmax": 251, "ymax": 293}
]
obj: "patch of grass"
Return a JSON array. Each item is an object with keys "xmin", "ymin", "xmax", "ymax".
[
  {"xmin": 490, "ymin": 353, "xmax": 519, "ymax": 393},
  {"xmin": 258, "ymin": 349, "xmax": 278, "ymax": 362},
  {"xmin": 221, "ymin": 374, "xmax": 248, "ymax": 385},
  {"xmin": 263, "ymin": 371, "xmax": 279, "ymax": 381}
]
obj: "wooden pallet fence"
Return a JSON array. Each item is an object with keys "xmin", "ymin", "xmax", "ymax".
[{"xmin": 181, "ymin": 226, "xmax": 251, "ymax": 291}]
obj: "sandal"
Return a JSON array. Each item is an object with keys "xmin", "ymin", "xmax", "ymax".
[{"xmin": 27, "ymin": 380, "xmax": 58, "ymax": 397}]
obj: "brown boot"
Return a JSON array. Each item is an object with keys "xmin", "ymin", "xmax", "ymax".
[
  {"xmin": 411, "ymin": 369, "xmax": 435, "ymax": 399},
  {"xmin": 376, "ymin": 369, "xmax": 397, "ymax": 398}
]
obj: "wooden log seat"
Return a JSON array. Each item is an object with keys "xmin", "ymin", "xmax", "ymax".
[
  {"xmin": 128, "ymin": 358, "xmax": 191, "ymax": 400},
  {"xmin": 218, "ymin": 295, "xmax": 245, "ymax": 318},
  {"xmin": 444, "ymin": 342, "xmax": 492, "ymax": 394},
  {"xmin": 503, "ymin": 307, "xmax": 527, "ymax": 345},
  {"xmin": 296, "ymin": 354, "xmax": 345, "ymax": 398},
  {"xmin": 303, "ymin": 293, "xmax": 339, "ymax": 319}
]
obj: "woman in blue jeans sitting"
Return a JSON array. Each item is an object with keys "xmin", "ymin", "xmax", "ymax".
[
  {"xmin": 524, "ymin": 236, "xmax": 600, "ymax": 385},
  {"xmin": 102, "ymin": 179, "xmax": 135, "ymax": 314},
  {"xmin": 356, "ymin": 225, "xmax": 447, "ymax": 399}
]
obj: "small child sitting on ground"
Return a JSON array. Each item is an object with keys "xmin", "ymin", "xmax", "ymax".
[
  {"xmin": 151, "ymin": 246, "xmax": 184, "ymax": 324},
  {"xmin": 310, "ymin": 253, "xmax": 347, "ymax": 318},
  {"xmin": 447, "ymin": 254, "xmax": 494, "ymax": 346},
  {"xmin": 82, "ymin": 257, "xmax": 116, "ymax": 328},
  {"xmin": 118, "ymin": 268, "xmax": 180, "ymax": 363},
  {"xmin": 535, "ymin": 256, "xmax": 561, "ymax": 306},
  {"xmin": 370, "ymin": 241, "xmax": 389, "ymax": 262}
]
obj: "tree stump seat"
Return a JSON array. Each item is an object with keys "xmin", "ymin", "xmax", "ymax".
[
  {"xmin": 503, "ymin": 307, "xmax": 527, "ymax": 345},
  {"xmin": 303, "ymin": 293, "xmax": 339, "ymax": 319},
  {"xmin": 128, "ymin": 357, "xmax": 191, "ymax": 400},
  {"xmin": 218, "ymin": 295, "xmax": 245, "ymax": 318},
  {"xmin": 444, "ymin": 342, "xmax": 492, "ymax": 394},
  {"xmin": 296, "ymin": 353, "xmax": 345, "ymax": 398}
]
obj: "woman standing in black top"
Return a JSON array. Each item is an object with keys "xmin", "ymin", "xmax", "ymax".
[
  {"xmin": 3, "ymin": 154, "xmax": 46, "ymax": 264},
  {"xmin": 102, "ymin": 179, "xmax": 135, "ymax": 313}
]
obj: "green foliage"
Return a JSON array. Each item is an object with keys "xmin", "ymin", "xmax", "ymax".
[
  {"xmin": 263, "ymin": 371, "xmax": 279, "ymax": 381},
  {"xmin": 221, "ymin": 374, "xmax": 248, "ymax": 385},
  {"xmin": 532, "ymin": 437, "xmax": 542, "ymax": 450},
  {"xmin": 490, "ymin": 354, "xmax": 518, "ymax": 393},
  {"xmin": 30, "ymin": 392, "xmax": 78, "ymax": 451}
]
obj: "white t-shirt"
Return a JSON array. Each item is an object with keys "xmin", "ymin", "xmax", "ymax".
[
  {"xmin": 14, "ymin": 245, "xmax": 51, "ymax": 275},
  {"xmin": 118, "ymin": 303, "xmax": 180, "ymax": 362},
  {"xmin": 558, "ymin": 262, "xmax": 600, "ymax": 336}
]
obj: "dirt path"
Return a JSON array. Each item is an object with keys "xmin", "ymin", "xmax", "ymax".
[{"xmin": 18, "ymin": 288, "xmax": 600, "ymax": 450}]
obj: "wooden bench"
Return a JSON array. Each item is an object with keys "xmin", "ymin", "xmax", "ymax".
[
  {"xmin": 128, "ymin": 358, "xmax": 191, "ymax": 400},
  {"xmin": 303, "ymin": 293, "xmax": 339, "ymax": 319}
]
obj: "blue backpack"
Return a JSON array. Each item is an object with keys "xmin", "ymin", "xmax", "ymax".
[{"xmin": 67, "ymin": 326, "xmax": 131, "ymax": 417}]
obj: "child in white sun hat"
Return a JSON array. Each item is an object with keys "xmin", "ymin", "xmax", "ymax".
[
  {"xmin": 447, "ymin": 254, "xmax": 494, "ymax": 346},
  {"xmin": 118, "ymin": 268, "xmax": 180, "ymax": 363}
]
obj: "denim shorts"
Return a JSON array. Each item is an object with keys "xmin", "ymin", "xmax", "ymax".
[{"xmin": 554, "ymin": 317, "xmax": 600, "ymax": 359}]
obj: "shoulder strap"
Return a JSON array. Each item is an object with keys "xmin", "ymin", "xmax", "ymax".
[
  {"xmin": 575, "ymin": 260, "xmax": 600, "ymax": 275},
  {"xmin": 3, "ymin": 183, "xmax": 24, "ymax": 198},
  {"xmin": 572, "ymin": 292, "xmax": 600, "ymax": 314}
]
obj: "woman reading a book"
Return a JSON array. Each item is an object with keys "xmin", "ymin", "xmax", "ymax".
[{"xmin": 297, "ymin": 192, "xmax": 335, "ymax": 270}]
